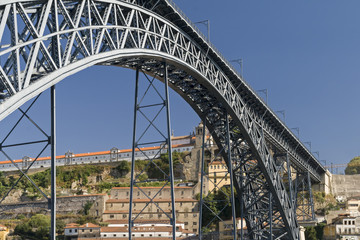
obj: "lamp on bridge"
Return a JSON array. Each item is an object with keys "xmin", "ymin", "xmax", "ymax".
[
  {"xmin": 304, "ymin": 141, "xmax": 312, "ymax": 152},
  {"xmin": 194, "ymin": 20, "xmax": 210, "ymax": 41},
  {"xmin": 257, "ymin": 89, "xmax": 268, "ymax": 105},
  {"xmin": 291, "ymin": 127, "xmax": 300, "ymax": 139},
  {"xmin": 320, "ymin": 159, "xmax": 327, "ymax": 170},
  {"xmin": 275, "ymin": 110, "xmax": 286, "ymax": 123},
  {"xmin": 230, "ymin": 59, "xmax": 244, "ymax": 78}
]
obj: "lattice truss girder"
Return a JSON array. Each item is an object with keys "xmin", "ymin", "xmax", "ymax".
[
  {"xmin": 0, "ymin": 1, "xmax": 307, "ymax": 239},
  {"xmin": 0, "ymin": 0, "xmax": 321, "ymax": 183}
]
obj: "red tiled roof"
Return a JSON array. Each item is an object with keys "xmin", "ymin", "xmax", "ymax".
[
  {"xmin": 111, "ymin": 186, "xmax": 192, "ymax": 190},
  {"xmin": 79, "ymin": 223, "xmax": 100, "ymax": 228},
  {"xmin": 106, "ymin": 198, "xmax": 197, "ymax": 203}
]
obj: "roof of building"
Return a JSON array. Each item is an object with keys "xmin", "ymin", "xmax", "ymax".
[
  {"xmin": 0, "ymin": 143, "xmax": 194, "ymax": 165},
  {"xmin": 101, "ymin": 226, "xmax": 174, "ymax": 233},
  {"xmin": 78, "ymin": 238, "xmax": 187, "ymax": 240},
  {"xmin": 79, "ymin": 223, "xmax": 100, "ymax": 228},
  {"xmin": 105, "ymin": 219, "xmax": 183, "ymax": 224},
  {"xmin": 106, "ymin": 198, "xmax": 197, "ymax": 203},
  {"xmin": 111, "ymin": 186, "xmax": 192, "ymax": 190},
  {"xmin": 103, "ymin": 210, "xmax": 172, "ymax": 214},
  {"xmin": 65, "ymin": 223, "xmax": 80, "ymax": 229}
]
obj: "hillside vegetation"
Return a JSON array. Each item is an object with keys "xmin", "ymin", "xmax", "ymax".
[
  {"xmin": 0, "ymin": 152, "xmax": 188, "ymax": 201},
  {"xmin": 345, "ymin": 156, "xmax": 360, "ymax": 174}
]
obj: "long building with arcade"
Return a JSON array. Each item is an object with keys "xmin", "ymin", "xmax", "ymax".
[{"xmin": 0, "ymin": 133, "xmax": 204, "ymax": 172}]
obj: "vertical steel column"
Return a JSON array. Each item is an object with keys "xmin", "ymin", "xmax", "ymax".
[
  {"xmin": 164, "ymin": 62, "xmax": 176, "ymax": 239},
  {"xmin": 198, "ymin": 119, "xmax": 207, "ymax": 239},
  {"xmin": 50, "ymin": 85, "xmax": 56, "ymax": 240},
  {"xmin": 286, "ymin": 153, "xmax": 294, "ymax": 206},
  {"xmin": 269, "ymin": 191, "xmax": 272, "ymax": 240},
  {"xmin": 129, "ymin": 66, "xmax": 140, "ymax": 240},
  {"xmin": 307, "ymin": 172, "xmax": 315, "ymax": 220},
  {"xmin": 226, "ymin": 114, "xmax": 237, "ymax": 240}
]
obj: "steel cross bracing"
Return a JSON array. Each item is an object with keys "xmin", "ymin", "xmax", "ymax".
[
  {"xmin": 294, "ymin": 172, "xmax": 315, "ymax": 223},
  {"xmin": 198, "ymin": 118, "xmax": 237, "ymax": 240},
  {"xmin": 0, "ymin": 89, "xmax": 57, "ymax": 239},
  {"xmin": 129, "ymin": 63, "xmax": 176, "ymax": 239},
  {"xmin": 0, "ymin": 0, "xmax": 323, "ymax": 239}
]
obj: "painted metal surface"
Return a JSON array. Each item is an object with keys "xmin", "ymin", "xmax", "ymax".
[{"xmin": 0, "ymin": 0, "xmax": 326, "ymax": 239}]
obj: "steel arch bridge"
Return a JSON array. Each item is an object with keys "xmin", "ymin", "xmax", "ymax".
[{"xmin": 0, "ymin": 0, "xmax": 326, "ymax": 239}]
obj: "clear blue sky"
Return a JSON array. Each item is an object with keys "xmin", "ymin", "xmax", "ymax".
[{"xmin": 1, "ymin": 0, "xmax": 359, "ymax": 172}]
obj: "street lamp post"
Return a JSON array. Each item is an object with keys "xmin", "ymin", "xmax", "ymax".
[
  {"xmin": 230, "ymin": 59, "xmax": 244, "ymax": 78},
  {"xmin": 257, "ymin": 89, "xmax": 268, "ymax": 105},
  {"xmin": 291, "ymin": 127, "xmax": 300, "ymax": 139},
  {"xmin": 194, "ymin": 20, "xmax": 210, "ymax": 41},
  {"xmin": 276, "ymin": 110, "xmax": 285, "ymax": 123}
]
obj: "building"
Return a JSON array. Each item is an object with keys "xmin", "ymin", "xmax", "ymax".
[
  {"xmin": 64, "ymin": 221, "xmax": 195, "ymax": 239},
  {"xmin": 347, "ymin": 199, "xmax": 360, "ymax": 213},
  {"xmin": 0, "ymin": 136, "xmax": 197, "ymax": 172},
  {"xmin": 208, "ymin": 160, "xmax": 231, "ymax": 192},
  {"xmin": 323, "ymin": 214, "xmax": 360, "ymax": 240},
  {"xmin": 65, "ymin": 223, "xmax": 101, "ymax": 239},
  {"xmin": 0, "ymin": 224, "xmax": 9, "ymax": 240},
  {"xmin": 103, "ymin": 186, "xmax": 200, "ymax": 235},
  {"xmin": 219, "ymin": 218, "xmax": 248, "ymax": 240}
]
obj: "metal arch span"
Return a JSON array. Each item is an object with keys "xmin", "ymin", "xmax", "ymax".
[
  {"xmin": 0, "ymin": 0, "xmax": 325, "ymax": 182},
  {"xmin": 0, "ymin": 0, "xmax": 323, "ymax": 238}
]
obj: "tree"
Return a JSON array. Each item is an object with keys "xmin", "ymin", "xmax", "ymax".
[
  {"xmin": 116, "ymin": 160, "xmax": 131, "ymax": 177},
  {"xmin": 14, "ymin": 214, "xmax": 51, "ymax": 240},
  {"xmin": 305, "ymin": 226, "xmax": 317, "ymax": 240},
  {"xmin": 345, "ymin": 156, "xmax": 360, "ymax": 175}
]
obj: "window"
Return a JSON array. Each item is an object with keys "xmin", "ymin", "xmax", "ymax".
[
  {"xmin": 181, "ymin": 191, "xmax": 184, "ymax": 195},
  {"xmin": 193, "ymin": 222, "xmax": 197, "ymax": 225},
  {"xmin": 123, "ymin": 214, "xmax": 127, "ymax": 218},
  {"xmin": 82, "ymin": 229, "xmax": 84, "ymax": 232},
  {"xmin": 90, "ymin": 229, "xmax": 92, "ymax": 233},
  {"xmin": 69, "ymin": 230, "xmax": 72, "ymax": 233},
  {"xmin": 110, "ymin": 215, "xmax": 114, "ymax": 219},
  {"xmin": 185, "ymin": 222, "xmax": 188, "ymax": 225},
  {"xmin": 126, "ymin": 192, "xmax": 129, "ymax": 196},
  {"xmin": 114, "ymin": 234, "xmax": 116, "ymax": 237}
]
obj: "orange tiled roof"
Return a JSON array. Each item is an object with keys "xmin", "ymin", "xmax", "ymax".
[
  {"xmin": 79, "ymin": 223, "xmax": 100, "ymax": 228},
  {"xmin": 0, "ymin": 143, "xmax": 194, "ymax": 165},
  {"xmin": 111, "ymin": 186, "xmax": 192, "ymax": 190},
  {"xmin": 106, "ymin": 198, "xmax": 197, "ymax": 203},
  {"xmin": 65, "ymin": 223, "xmax": 79, "ymax": 229}
]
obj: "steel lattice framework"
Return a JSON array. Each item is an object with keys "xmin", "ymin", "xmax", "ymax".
[{"xmin": 0, "ymin": 0, "xmax": 326, "ymax": 239}]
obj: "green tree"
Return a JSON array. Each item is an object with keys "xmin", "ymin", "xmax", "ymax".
[
  {"xmin": 345, "ymin": 156, "xmax": 360, "ymax": 175},
  {"xmin": 305, "ymin": 226, "xmax": 317, "ymax": 240},
  {"xmin": 14, "ymin": 214, "xmax": 50, "ymax": 240},
  {"xmin": 116, "ymin": 160, "xmax": 131, "ymax": 177}
]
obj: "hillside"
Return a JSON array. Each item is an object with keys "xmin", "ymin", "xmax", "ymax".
[{"xmin": 0, "ymin": 152, "xmax": 190, "ymax": 203}]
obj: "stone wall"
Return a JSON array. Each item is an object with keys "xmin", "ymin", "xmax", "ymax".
[
  {"xmin": 0, "ymin": 194, "xmax": 107, "ymax": 219},
  {"xmin": 331, "ymin": 174, "xmax": 360, "ymax": 198}
]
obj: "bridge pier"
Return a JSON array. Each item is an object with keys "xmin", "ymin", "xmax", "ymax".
[{"xmin": 313, "ymin": 169, "xmax": 332, "ymax": 195}]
